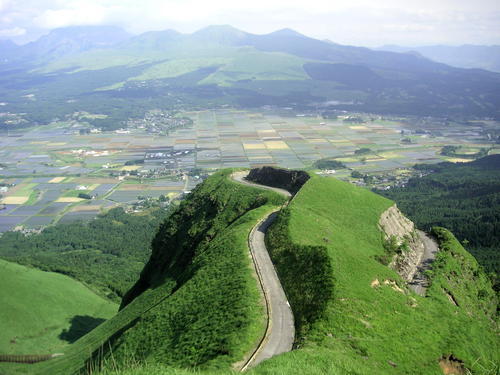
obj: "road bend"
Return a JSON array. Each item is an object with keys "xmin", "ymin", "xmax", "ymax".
[{"xmin": 231, "ymin": 171, "xmax": 294, "ymax": 370}]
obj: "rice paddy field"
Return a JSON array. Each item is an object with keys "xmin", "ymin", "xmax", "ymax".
[{"xmin": 0, "ymin": 109, "xmax": 497, "ymax": 233}]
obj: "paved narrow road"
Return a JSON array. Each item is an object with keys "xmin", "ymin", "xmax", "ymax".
[
  {"xmin": 231, "ymin": 172, "xmax": 294, "ymax": 370},
  {"xmin": 409, "ymin": 230, "xmax": 439, "ymax": 295},
  {"xmin": 232, "ymin": 171, "xmax": 292, "ymax": 198}
]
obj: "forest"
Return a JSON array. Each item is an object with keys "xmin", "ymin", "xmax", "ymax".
[
  {"xmin": 0, "ymin": 207, "xmax": 171, "ymax": 301},
  {"xmin": 380, "ymin": 155, "xmax": 500, "ymax": 289}
]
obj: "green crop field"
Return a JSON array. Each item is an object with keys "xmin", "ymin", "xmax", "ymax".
[{"xmin": 0, "ymin": 259, "xmax": 117, "ymax": 355}]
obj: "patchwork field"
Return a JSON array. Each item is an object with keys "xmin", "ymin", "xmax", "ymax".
[{"xmin": 0, "ymin": 109, "xmax": 497, "ymax": 233}]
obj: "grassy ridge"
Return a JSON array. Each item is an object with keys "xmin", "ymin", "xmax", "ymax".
[
  {"xmin": 428, "ymin": 227, "xmax": 497, "ymax": 320},
  {"xmin": 0, "ymin": 170, "xmax": 286, "ymax": 374},
  {"xmin": 111, "ymin": 169, "xmax": 286, "ymax": 369},
  {"xmin": 122, "ymin": 169, "xmax": 285, "ymax": 307},
  {"xmin": 266, "ymin": 208, "xmax": 334, "ymax": 337},
  {"xmin": 2, "ymin": 171, "xmax": 496, "ymax": 375},
  {"xmin": 108, "ymin": 204, "xmax": 278, "ymax": 369},
  {"xmin": 260, "ymin": 176, "xmax": 497, "ymax": 374},
  {"xmin": 0, "ymin": 259, "xmax": 117, "ymax": 355}
]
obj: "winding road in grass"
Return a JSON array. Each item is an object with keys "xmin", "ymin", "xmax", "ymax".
[
  {"xmin": 409, "ymin": 230, "xmax": 439, "ymax": 295},
  {"xmin": 231, "ymin": 171, "xmax": 295, "ymax": 371}
]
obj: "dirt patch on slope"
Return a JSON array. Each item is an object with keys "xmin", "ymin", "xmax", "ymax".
[{"xmin": 439, "ymin": 355, "xmax": 466, "ymax": 375}]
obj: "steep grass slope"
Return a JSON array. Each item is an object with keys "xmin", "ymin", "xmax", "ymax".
[
  {"xmin": 97, "ymin": 173, "xmax": 497, "ymax": 375},
  {"xmin": 0, "ymin": 259, "xmax": 117, "ymax": 355},
  {"xmin": 2, "ymin": 170, "xmax": 496, "ymax": 375},
  {"xmin": 0, "ymin": 170, "xmax": 286, "ymax": 374},
  {"xmin": 258, "ymin": 176, "xmax": 498, "ymax": 374},
  {"xmin": 96, "ymin": 172, "xmax": 497, "ymax": 375}
]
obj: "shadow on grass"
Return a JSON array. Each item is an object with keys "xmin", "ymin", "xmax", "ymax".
[{"xmin": 59, "ymin": 315, "xmax": 106, "ymax": 343}]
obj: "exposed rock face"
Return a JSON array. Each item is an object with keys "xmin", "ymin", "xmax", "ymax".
[
  {"xmin": 246, "ymin": 167, "xmax": 310, "ymax": 195},
  {"xmin": 379, "ymin": 205, "xmax": 425, "ymax": 282}
]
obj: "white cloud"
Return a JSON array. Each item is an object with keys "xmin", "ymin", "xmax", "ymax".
[
  {"xmin": 34, "ymin": 1, "xmax": 107, "ymax": 29},
  {"xmin": 1, "ymin": 0, "xmax": 499, "ymax": 45},
  {"xmin": 0, "ymin": 26, "xmax": 26, "ymax": 37},
  {"xmin": 0, "ymin": 0, "xmax": 11, "ymax": 12}
]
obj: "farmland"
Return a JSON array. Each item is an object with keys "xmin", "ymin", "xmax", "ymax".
[{"xmin": 0, "ymin": 109, "xmax": 498, "ymax": 233}]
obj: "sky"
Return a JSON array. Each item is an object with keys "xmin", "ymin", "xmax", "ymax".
[{"xmin": 1, "ymin": 0, "xmax": 499, "ymax": 46}]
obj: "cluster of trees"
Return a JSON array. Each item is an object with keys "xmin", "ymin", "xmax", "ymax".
[
  {"xmin": 313, "ymin": 159, "xmax": 346, "ymax": 170},
  {"xmin": 380, "ymin": 155, "xmax": 500, "ymax": 289},
  {"xmin": 351, "ymin": 170, "xmax": 375, "ymax": 183},
  {"xmin": 77, "ymin": 192, "xmax": 93, "ymax": 199},
  {"xmin": 124, "ymin": 159, "xmax": 145, "ymax": 166},
  {"xmin": 441, "ymin": 145, "xmax": 490, "ymax": 159},
  {"xmin": 0, "ymin": 207, "xmax": 171, "ymax": 301},
  {"xmin": 354, "ymin": 148, "xmax": 372, "ymax": 155}
]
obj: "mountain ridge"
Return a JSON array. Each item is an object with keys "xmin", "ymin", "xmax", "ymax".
[
  {"xmin": 378, "ymin": 44, "xmax": 500, "ymax": 73},
  {"xmin": 2, "ymin": 24, "xmax": 500, "ymax": 120}
]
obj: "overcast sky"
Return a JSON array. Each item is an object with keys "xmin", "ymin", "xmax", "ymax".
[{"xmin": 1, "ymin": 0, "xmax": 499, "ymax": 46}]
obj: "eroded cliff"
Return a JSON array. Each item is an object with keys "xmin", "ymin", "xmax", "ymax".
[{"xmin": 379, "ymin": 204, "xmax": 425, "ymax": 282}]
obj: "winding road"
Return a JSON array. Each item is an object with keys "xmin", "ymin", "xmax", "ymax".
[
  {"xmin": 231, "ymin": 172, "xmax": 295, "ymax": 371},
  {"xmin": 409, "ymin": 230, "xmax": 439, "ymax": 295}
]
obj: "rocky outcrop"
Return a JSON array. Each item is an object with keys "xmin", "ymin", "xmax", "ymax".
[
  {"xmin": 379, "ymin": 205, "xmax": 425, "ymax": 282},
  {"xmin": 246, "ymin": 167, "xmax": 310, "ymax": 195}
]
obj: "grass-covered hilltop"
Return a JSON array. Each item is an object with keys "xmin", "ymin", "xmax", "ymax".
[{"xmin": 1, "ymin": 168, "xmax": 497, "ymax": 375}]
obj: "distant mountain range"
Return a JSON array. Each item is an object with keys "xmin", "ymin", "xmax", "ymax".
[
  {"xmin": 1, "ymin": 25, "xmax": 500, "ymax": 124},
  {"xmin": 1, "ymin": 26, "xmax": 131, "ymax": 63},
  {"xmin": 378, "ymin": 44, "xmax": 500, "ymax": 73}
]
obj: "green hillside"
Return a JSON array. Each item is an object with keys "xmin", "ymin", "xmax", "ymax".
[
  {"xmin": 0, "ymin": 259, "xmax": 117, "ymax": 355},
  {"xmin": 1, "ymin": 169, "xmax": 496, "ymax": 375},
  {"xmin": 0, "ymin": 169, "xmax": 286, "ymax": 374},
  {"xmin": 0, "ymin": 207, "xmax": 170, "ymax": 302},
  {"xmin": 96, "ymin": 173, "xmax": 498, "ymax": 375},
  {"xmin": 258, "ymin": 176, "xmax": 498, "ymax": 374}
]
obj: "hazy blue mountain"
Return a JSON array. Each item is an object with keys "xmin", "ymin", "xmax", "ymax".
[
  {"xmin": 379, "ymin": 44, "xmax": 500, "ymax": 73},
  {"xmin": 0, "ymin": 40, "xmax": 19, "ymax": 62},
  {"xmin": 15, "ymin": 25, "xmax": 131, "ymax": 62},
  {"xmin": 117, "ymin": 29, "xmax": 182, "ymax": 51},
  {"xmin": 190, "ymin": 25, "xmax": 249, "ymax": 45},
  {"xmin": 1, "ymin": 25, "xmax": 500, "ymax": 122}
]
